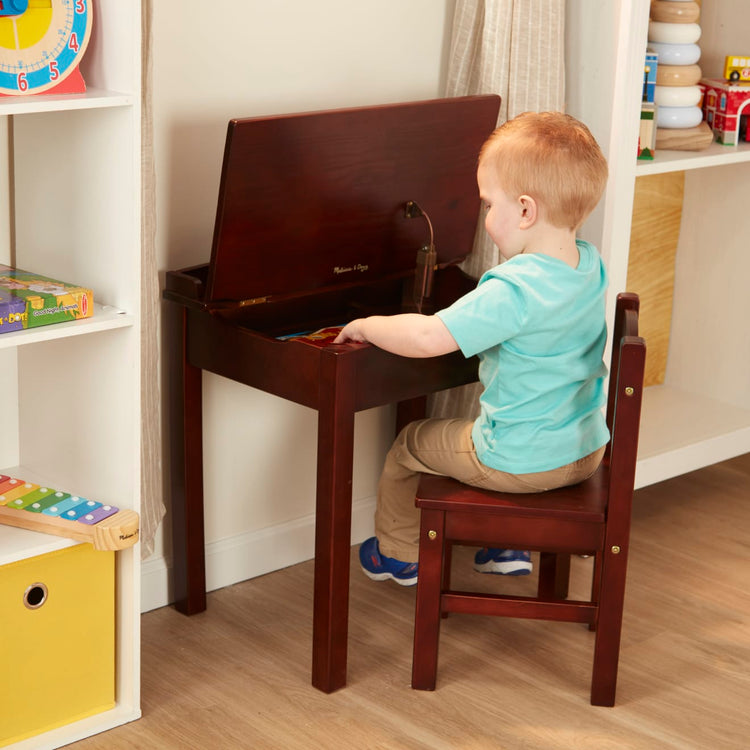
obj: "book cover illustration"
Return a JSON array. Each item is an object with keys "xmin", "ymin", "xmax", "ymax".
[{"xmin": 0, "ymin": 265, "xmax": 93, "ymax": 335}]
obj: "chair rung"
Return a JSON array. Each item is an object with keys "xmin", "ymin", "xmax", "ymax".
[{"xmin": 442, "ymin": 590, "xmax": 596, "ymax": 624}]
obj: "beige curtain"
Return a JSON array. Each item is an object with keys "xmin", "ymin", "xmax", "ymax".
[
  {"xmin": 429, "ymin": 0, "xmax": 566, "ymax": 419},
  {"xmin": 140, "ymin": 0, "xmax": 164, "ymax": 558}
]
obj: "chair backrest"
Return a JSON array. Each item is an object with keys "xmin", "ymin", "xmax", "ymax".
[{"xmin": 604, "ymin": 293, "xmax": 646, "ymax": 522}]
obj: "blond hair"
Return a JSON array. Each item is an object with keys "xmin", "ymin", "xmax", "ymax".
[{"xmin": 479, "ymin": 112, "xmax": 608, "ymax": 231}]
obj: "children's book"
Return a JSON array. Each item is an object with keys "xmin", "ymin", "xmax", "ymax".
[{"xmin": 276, "ymin": 326, "xmax": 344, "ymax": 347}]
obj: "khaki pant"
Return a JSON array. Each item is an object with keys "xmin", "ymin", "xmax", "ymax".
[{"xmin": 376, "ymin": 418, "xmax": 606, "ymax": 562}]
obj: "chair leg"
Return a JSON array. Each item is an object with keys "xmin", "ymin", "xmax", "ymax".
[
  {"xmin": 412, "ymin": 509, "xmax": 446, "ymax": 690},
  {"xmin": 538, "ymin": 552, "xmax": 570, "ymax": 599},
  {"xmin": 442, "ymin": 541, "xmax": 452, "ymax": 619},
  {"xmin": 589, "ymin": 551, "xmax": 603, "ymax": 631},
  {"xmin": 590, "ymin": 549, "xmax": 629, "ymax": 706}
]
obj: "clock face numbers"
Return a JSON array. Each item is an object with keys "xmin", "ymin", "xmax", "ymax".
[{"xmin": 0, "ymin": 0, "xmax": 92, "ymax": 95}]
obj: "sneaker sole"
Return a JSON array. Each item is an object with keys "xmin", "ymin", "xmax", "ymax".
[
  {"xmin": 474, "ymin": 560, "xmax": 532, "ymax": 576},
  {"xmin": 360, "ymin": 565, "xmax": 418, "ymax": 586}
]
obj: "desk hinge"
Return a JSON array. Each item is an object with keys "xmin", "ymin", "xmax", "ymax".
[{"xmin": 205, "ymin": 296, "xmax": 270, "ymax": 312}]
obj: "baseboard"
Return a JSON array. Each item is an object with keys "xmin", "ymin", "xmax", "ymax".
[{"xmin": 140, "ymin": 496, "xmax": 376, "ymax": 613}]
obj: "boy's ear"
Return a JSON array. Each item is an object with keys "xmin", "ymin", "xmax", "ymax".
[{"xmin": 518, "ymin": 195, "xmax": 537, "ymax": 228}]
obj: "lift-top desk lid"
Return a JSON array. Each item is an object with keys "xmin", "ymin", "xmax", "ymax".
[{"xmin": 202, "ymin": 95, "xmax": 501, "ymax": 308}]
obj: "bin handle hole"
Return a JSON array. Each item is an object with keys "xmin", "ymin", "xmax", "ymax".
[{"xmin": 24, "ymin": 582, "xmax": 48, "ymax": 610}]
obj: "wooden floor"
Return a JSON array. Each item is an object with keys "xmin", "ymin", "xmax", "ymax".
[{"xmin": 76, "ymin": 454, "xmax": 750, "ymax": 749}]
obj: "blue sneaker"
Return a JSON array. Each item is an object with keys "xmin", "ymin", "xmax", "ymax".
[
  {"xmin": 474, "ymin": 548, "xmax": 532, "ymax": 575},
  {"xmin": 359, "ymin": 536, "xmax": 418, "ymax": 586}
]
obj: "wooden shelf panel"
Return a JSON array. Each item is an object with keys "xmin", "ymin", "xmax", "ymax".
[
  {"xmin": 635, "ymin": 385, "xmax": 750, "ymax": 488},
  {"xmin": 0, "ymin": 524, "xmax": 77, "ymax": 567},
  {"xmin": 0, "ymin": 304, "xmax": 133, "ymax": 350},
  {"xmin": 0, "ymin": 89, "xmax": 134, "ymax": 117},
  {"xmin": 636, "ymin": 140, "xmax": 750, "ymax": 176}
]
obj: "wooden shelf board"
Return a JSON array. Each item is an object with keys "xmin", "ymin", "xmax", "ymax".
[
  {"xmin": 0, "ymin": 524, "xmax": 77, "ymax": 567},
  {"xmin": 0, "ymin": 303, "xmax": 133, "ymax": 350},
  {"xmin": 0, "ymin": 88, "xmax": 134, "ymax": 116},
  {"xmin": 636, "ymin": 139, "xmax": 750, "ymax": 176},
  {"xmin": 635, "ymin": 385, "xmax": 750, "ymax": 488}
]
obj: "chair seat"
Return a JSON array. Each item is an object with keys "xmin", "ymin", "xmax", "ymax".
[
  {"xmin": 417, "ymin": 463, "xmax": 608, "ymax": 520},
  {"xmin": 416, "ymin": 467, "xmax": 608, "ymax": 555}
]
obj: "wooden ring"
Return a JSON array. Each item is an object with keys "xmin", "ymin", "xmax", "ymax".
[
  {"xmin": 654, "ymin": 84, "xmax": 702, "ymax": 107},
  {"xmin": 656, "ymin": 105, "xmax": 703, "ymax": 129},
  {"xmin": 650, "ymin": 1, "xmax": 700, "ymax": 24},
  {"xmin": 648, "ymin": 42, "xmax": 701, "ymax": 66},
  {"xmin": 656, "ymin": 63, "xmax": 702, "ymax": 87},
  {"xmin": 648, "ymin": 21, "xmax": 701, "ymax": 44}
]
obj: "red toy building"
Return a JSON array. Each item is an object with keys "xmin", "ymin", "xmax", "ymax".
[{"xmin": 701, "ymin": 77, "xmax": 750, "ymax": 145}]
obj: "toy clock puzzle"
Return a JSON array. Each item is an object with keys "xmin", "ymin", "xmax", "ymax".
[{"xmin": 0, "ymin": 0, "xmax": 92, "ymax": 96}]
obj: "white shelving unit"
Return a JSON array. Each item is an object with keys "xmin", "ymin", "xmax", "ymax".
[
  {"xmin": 566, "ymin": 0, "xmax": 750, "ymax": 489},
  {"xmin": 0, "ymin": 1, "xmax": 141, "ymax": 747}
]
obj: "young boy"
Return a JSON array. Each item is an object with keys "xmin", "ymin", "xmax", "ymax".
[{"xmin": 333, "ymin": 111, "xmax": 610, "ymax": 585}]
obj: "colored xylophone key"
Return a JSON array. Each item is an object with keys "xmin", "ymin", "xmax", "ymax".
[
  {"xmin": 0, "ymin": 480, "xmax": 39, "ymax": 504},
  {"xmin": 0, "ymin": 475, "xmax": 139, "ymax": 551}
]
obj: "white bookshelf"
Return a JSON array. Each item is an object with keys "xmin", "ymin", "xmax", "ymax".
[
  {"xmin": 566, "ymin": 0, "xmax": 750, "ymax": 489},
  {"xmin": 0, "ymin": 1, "xmax": 142, "ymax": 747}
]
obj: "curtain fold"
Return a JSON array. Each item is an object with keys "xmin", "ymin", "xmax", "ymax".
[
  {"xmin": 429, "ymin": 0, "xmax": 566, "ymax": 420},
  {"xmin": 139, "ymin": 0, "xmax": 164, "ymax": 558}
]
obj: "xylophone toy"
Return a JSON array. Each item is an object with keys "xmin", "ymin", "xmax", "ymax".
[{"xmin": 0, "ymin": 474, "xmax": 139, "ymax": 551}]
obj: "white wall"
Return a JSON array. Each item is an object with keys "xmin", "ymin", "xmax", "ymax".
[{"xmin": 143, "ymin": 0, "xmax": 457, "ymax": 611}]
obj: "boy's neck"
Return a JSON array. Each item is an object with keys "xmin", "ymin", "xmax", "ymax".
[{"xmin": 521, "ymin": 223, "xmax": 580, "ymax": 268}]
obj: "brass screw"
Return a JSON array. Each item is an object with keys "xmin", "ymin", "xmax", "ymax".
[
  {"xmin": 428, "ymin": 530, "xmax": 437, "ymax": 540},
  {"xmin": 625, "ymin": 387, "xmax": 634, "ymax": 396},
  {"xmin": 611, "ymin": 545, "xmax": 621, "ymax": 554}
]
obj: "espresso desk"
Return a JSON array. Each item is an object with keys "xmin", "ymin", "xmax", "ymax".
[
  {"xmin": 164, "ymin": 95, "xmax": 499, "ymax": 692},
  {"xmin": 166, "ymin": 300, "xmax": 478, "ymax": 692}
]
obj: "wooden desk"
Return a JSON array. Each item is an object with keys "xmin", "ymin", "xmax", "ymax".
[
  {"xmin": 166, "ymin": 299, "xmax": 478, "ymax": 692},
  {"xmin": 163, "ymin": 95, "xmax": 499, "ymax": 692}
]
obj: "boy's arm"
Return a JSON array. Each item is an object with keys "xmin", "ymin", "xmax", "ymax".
[{"xmin": 333, "ymin": 314, "xmax": 459, "ymax": 358}]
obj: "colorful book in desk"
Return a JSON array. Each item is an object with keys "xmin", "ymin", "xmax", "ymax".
[
  {"xmin": 0, "ymin": 475, "xmax": 139, "ymax": 551},
  {"xmin": 277, "ymin": 326, "xmax": 344, "ymax": 346},
  {"xmin": 0, "ymin": 265, "xmax": 93, "ymax": 334}
]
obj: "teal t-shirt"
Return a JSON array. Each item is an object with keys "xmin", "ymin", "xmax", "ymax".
[{"xmin": 436, "ymin": 240, "xmax": 609, "ymax": 474}]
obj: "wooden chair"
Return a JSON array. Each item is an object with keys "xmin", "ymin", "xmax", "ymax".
[{"xmin": 411, "ymin": 293, "xmax": 646, "ymax": 706}]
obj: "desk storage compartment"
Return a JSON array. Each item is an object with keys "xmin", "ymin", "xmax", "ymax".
[{"xmin": 0, "ymin": 543, "xmax": 115, "ymax": 747}]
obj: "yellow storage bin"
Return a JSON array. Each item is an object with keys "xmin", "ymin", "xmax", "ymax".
[{"xmin": 0, "ymin": 543, "xmax": 115, "ymax": 747}]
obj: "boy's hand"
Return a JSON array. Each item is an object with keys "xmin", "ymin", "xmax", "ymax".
[{"xmin": 333, "ymin": 320, "xmax": 367, "ymax": 344}]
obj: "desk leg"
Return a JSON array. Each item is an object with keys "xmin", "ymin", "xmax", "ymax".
[
  {"xmin": 169, "ymin": 306, "xmax": 207, "ymax": 615},
  {"xmin": 312, "ymin": 350, "xmax": 356, "ymax": 692}
]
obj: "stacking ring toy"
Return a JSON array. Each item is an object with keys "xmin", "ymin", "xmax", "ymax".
[
  {"xmin": 650, "ymin": 1, "xmax": 700, "ymax": 23},
  {"xmin": 648, "ymin": 21, "xmax": 701, "ymax": 44},
  {"xmin": 656, "ymin": 63, "xmax": 702, "ymax": 87},
  {"xmin": 656, "ymin": 105, "xmax": 703, "ymax": 129},
  {"xmin": 654, "ymin": 85, "xmax": 702, "ymax": 107},
  {"xmin": 648, "ymin": 42, "xmax": 701, "ymax": 66}
]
